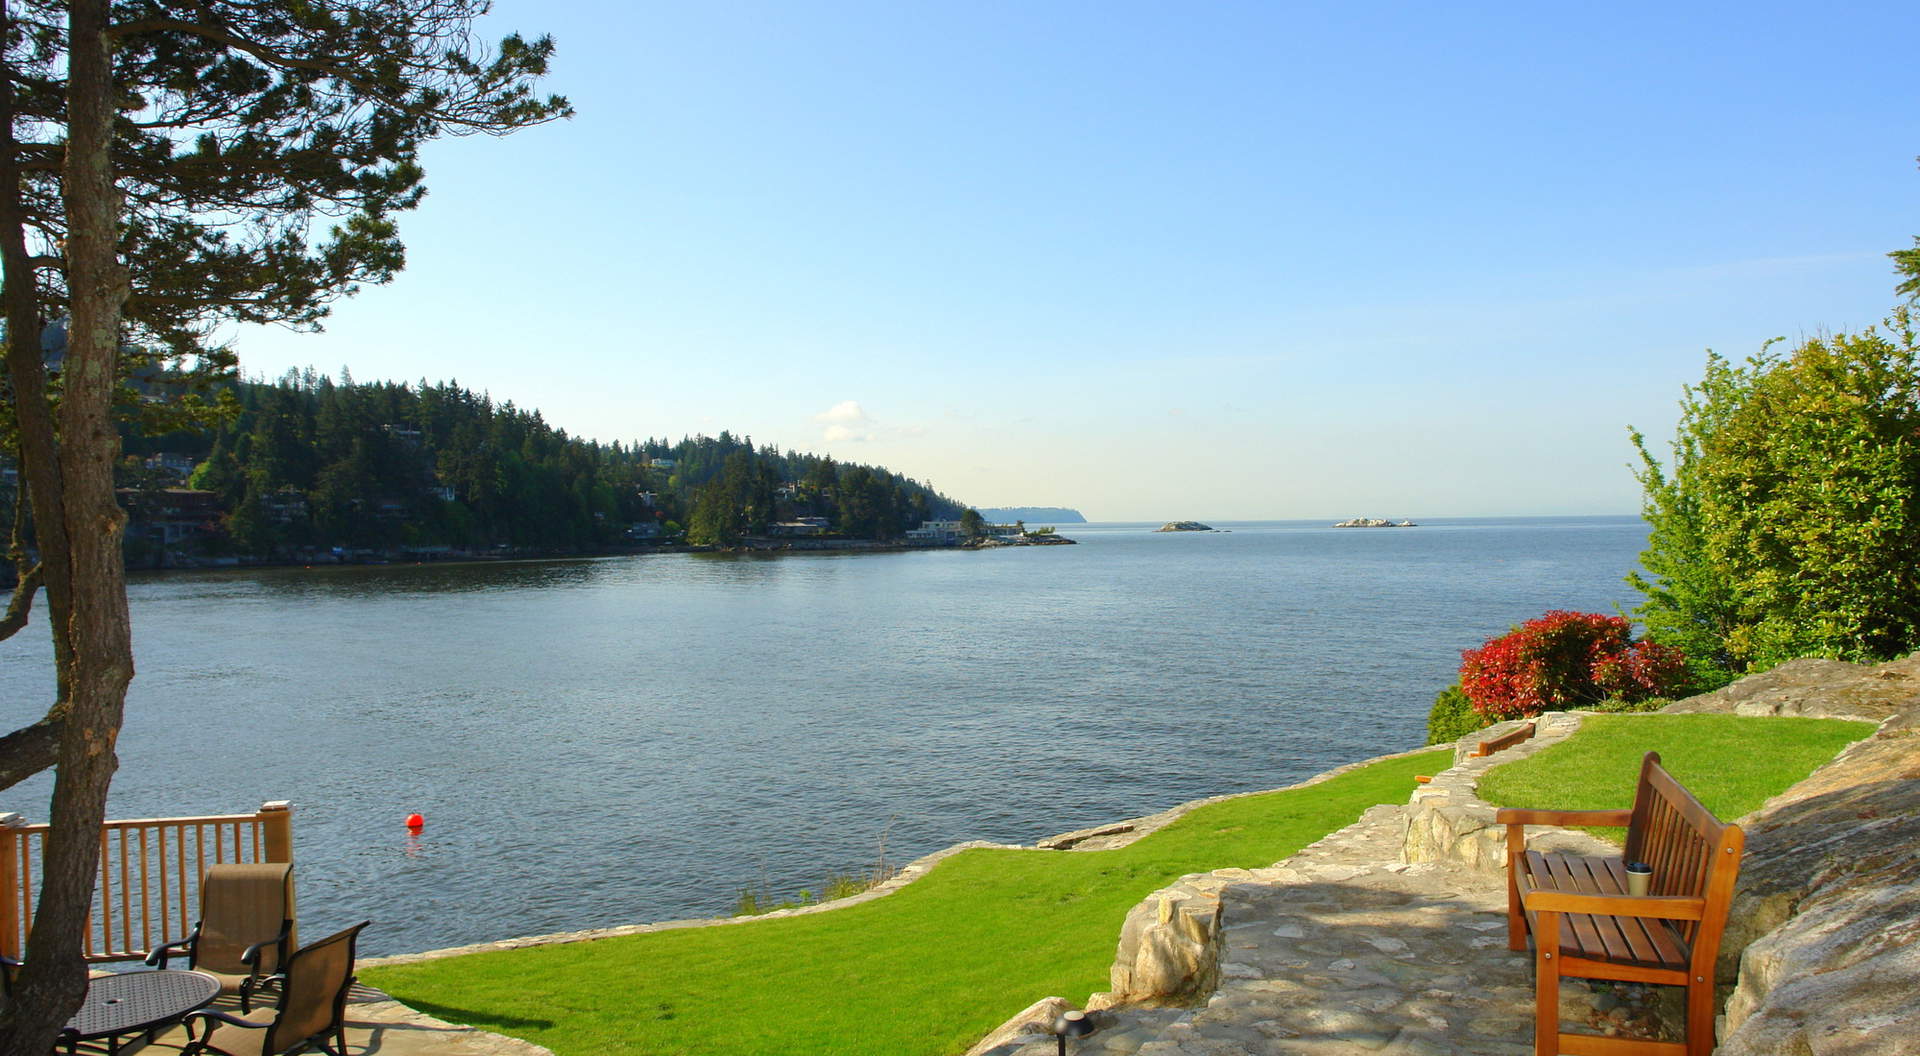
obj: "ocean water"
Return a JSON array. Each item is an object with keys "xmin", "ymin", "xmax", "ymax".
[{"xmin": 0, "ymin": 516, "xmax": 1649, "ymax": 956}]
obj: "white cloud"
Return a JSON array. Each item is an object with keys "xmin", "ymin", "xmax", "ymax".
[
  {"xmin": 814, "ymin": 400, "xmax": 870, "ymax": 426},
  {"xmin": 812, "ymin": 399, "xmax": 927, "ymax": 446},
  {"xmin": 815, "ymin": 400, "xmax": 876, "ymax": 443}
]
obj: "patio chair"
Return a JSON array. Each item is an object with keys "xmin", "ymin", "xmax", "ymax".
[
  {"xmin": 180, "ymin": 921, "xmax": 369, "ymax": 1056},
  {"xmin": 145, "ymin": 862, "xmax": 294, "ymax": 1012}
]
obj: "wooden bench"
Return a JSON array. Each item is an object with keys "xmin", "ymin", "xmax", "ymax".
[
  {"xmin": 1495, "ymin": 751, "xmax": 1744, "ymax": 1056},
  {"xmin": 1471, "ymin": 720, "xmax": 1537, "ymax": 758}
]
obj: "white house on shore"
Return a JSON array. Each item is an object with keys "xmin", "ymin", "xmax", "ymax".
[
  {"xmin": 906, "ymin": 519, "xmax": 1022, "ymax": 544},
  {"xmin": 906, "ymin": 519, "xmax": 965, "ymax": 544}
]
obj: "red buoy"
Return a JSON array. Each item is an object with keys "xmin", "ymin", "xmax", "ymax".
[{"xmin": 405, "ymin": 813, "xmax": 424, "ymax": 830}]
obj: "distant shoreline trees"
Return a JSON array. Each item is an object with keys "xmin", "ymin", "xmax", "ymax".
[{"xmin": 114, "ymin": 372, "xmax": 962, "ymax": 560}]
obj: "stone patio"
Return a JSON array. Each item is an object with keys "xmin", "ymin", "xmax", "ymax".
[
  {"xmin": 980, "ymin": 801, "xmax": 1659, "ymax": 1056},
  {"xmin": 118, "ymin": 986, "xmax": 548, "ymax": 1056}
]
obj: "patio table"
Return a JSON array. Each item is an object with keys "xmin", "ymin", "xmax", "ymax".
[{"xmin": 59, "ymin": 968, "xmax": 221, "ymax": 1055}]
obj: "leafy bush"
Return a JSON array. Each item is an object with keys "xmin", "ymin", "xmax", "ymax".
[
  {"xmin": 1631, "ymin": 315, "xmax": 1920, "ymax": 683},
  {"xmin": 1590, "ymin": 695, "xmax": 1672, "ymax": 714},
  {"xmin": 1460, "ymin": 611, "xmax": 1688, "ymax": 721},
  {"xmin": 1426, "ymin": 682, "xmax": 1489, "ymax": 744}
]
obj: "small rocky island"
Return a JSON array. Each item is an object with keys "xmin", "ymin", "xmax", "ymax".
[
  {"xmin": 1156, "ymin": 521, "xmax": 1215, "ymax": 532},
  {"xmin": 1333, "ymin": 517, "xmax": 1417, "ymax": 528}
]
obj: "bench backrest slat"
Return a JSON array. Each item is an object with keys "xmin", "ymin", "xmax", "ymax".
[{"xmin": 1621, "ymin": 751, "xmax": 1742, "ymax": 955}]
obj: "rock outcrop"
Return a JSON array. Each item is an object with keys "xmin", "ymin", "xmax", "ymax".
[
  {"xmin": 1155, "ymin": 521, "xmax": 1213, "ymax": 532},
  {"xmin": 1661, "ymin": 654, "xmax": 1920, "ymax": 721},
  {"xmin": 1715, "ymin": 725, "xmax": 1920, "ymax": 1056},
  {"xmin": 1662, "ymin": 658, "xmax": 1920, "ymax": 1056}
]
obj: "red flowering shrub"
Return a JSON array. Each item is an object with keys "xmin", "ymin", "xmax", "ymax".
[{"xmin": 1459, "ymin": 611, "xmax": 1688, "ymax": 721}]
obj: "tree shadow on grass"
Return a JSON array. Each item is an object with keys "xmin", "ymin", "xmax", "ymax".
[{"xmin": 380, "ymin": 997, "xmax": 557, "ymax": 1034}]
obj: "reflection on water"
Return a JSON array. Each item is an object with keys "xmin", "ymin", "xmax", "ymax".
[
  {"xmin": 152, "ymin": 555, "xmax": 623, "ymax": 599},
  {"xmin": 0, "ymin": 517, "xmax": 1647, "ymax": 956}
]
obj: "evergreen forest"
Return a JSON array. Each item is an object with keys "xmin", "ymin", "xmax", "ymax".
[{"xmin": 107, "ymin": 370, "xmax": 965, "ymax": 563}]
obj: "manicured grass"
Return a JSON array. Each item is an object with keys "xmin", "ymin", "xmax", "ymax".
[
  {"xmin": 1477, "ymin": 714, "xmax": 1873, "ymax": 840},
  {"xmin": 364, "ymin": 748, "xmax": 1449, "ymax": 1056}
]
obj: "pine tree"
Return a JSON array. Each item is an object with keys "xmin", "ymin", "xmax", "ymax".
[{"xmin": 0, "ymin": 5, "xmax": 564, "ymax": 1046}]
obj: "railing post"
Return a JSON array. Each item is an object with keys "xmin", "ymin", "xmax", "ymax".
[
  {"xmin": 259, "ymin": 802, "xmax": 293, "ymax": 864},
  {"xmin": 0, "ymin": 813, "xmax": 23, "ymax": 960},
  {"xmin": 259, "ymin": 801, "xmax": 295, "ymax": 949}
]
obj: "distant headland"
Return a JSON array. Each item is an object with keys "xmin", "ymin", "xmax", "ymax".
[
  {"xmin": 976, "ymin": 506, "xmax": 1086, "ymax": 524},
  {"xmin": 1332, "ymin": 517, "xmax": 1418, "ymax": 528}
]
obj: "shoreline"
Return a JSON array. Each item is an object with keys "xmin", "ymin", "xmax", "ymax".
[
  {"xmin": 358, "ymin": 740, "xmax": 1433, "ymax": 969},
  {"xmin": 112, "ymin": 534, "xmax": 1076, "ymax": 578}
]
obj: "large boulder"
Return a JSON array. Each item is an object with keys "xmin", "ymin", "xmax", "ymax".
[
  {"xmin": 1095, "ymin": 886, "xmax": 1223, "ymax": 1007},
  {"xmin": 1662, "ymin": 655, "xmax": 1920, "ymax": 721}
]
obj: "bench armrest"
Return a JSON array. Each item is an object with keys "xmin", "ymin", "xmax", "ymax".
[
  {"xmin": 1524, "ymin": 889, "xmax": 1706, "ymax": 920},
  {"xmin": 1495, "ymin": 808, "xmax": 1632, "ymax": 828}
]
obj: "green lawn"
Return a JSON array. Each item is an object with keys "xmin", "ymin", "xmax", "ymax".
[
  {"xmin": 1476, "ymin": 713, "xmax": 1874, "ymax": 840},
  {"xmin": 364, "ymin": 748, "xmax": 1449, "ymax": 1056}
]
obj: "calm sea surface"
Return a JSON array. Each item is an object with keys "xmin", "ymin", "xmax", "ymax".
[{"xmin": 1, "ymin": 516, "xmax": 1648, "ymax": 956}]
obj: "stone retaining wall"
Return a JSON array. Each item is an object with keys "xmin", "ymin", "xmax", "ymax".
[{"xmin": 1402, "ymin": 712, "xmax": 1613, "ymax": 872}]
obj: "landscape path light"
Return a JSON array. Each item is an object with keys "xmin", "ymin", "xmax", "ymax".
[{"xmin": 1053, "ymin": 1008, "xmax": 1096, "ymax": 1056}]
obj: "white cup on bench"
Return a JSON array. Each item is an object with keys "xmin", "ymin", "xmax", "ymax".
[{"xmin": 1626, "ymin": 860, "xmax": 1653, "ymax": 896}]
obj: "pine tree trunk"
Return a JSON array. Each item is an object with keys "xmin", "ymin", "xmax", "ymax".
[{"xmin": 0, "ymin": 1, "xmax": 134, "ymax": 1050}]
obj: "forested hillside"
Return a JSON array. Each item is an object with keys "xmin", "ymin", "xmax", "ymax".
[{"xmin": 111, "ymin": 371, "xmax": 963, "ymax": 562}]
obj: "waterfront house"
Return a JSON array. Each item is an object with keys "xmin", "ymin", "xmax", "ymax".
[
  {"xmin": 118, "ymin": 487, "xmax": 221, "ymax": 546},
  {"xmin": 906, "ymin": 519, "xmax": 966, "ymax": 544},
  {"xmin": 769, "ymin": 516, "xmax": 830, "ymax": 537}
]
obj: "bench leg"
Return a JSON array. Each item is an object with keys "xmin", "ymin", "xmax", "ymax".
[
  {"xmin": 1534, "ymin": 911, "xmax": 1561, "ymax": 1056},
  {"xmin": 1506, "ymin": 825, "xmax": 1528, "ymax": 951},
  {"xmin": 1686, "ymin": 973, "xmax": 1715, "ymax": 1056}
]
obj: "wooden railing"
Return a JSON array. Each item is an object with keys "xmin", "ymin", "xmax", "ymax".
[{"xmin": 0, "ymin": 801, "xmax": 292, "ymax": 962}]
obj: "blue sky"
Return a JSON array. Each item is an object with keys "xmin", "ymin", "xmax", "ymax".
[{"xmin": 231, "ymin": 1, "xmax": 1920, "ymax": 520}]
